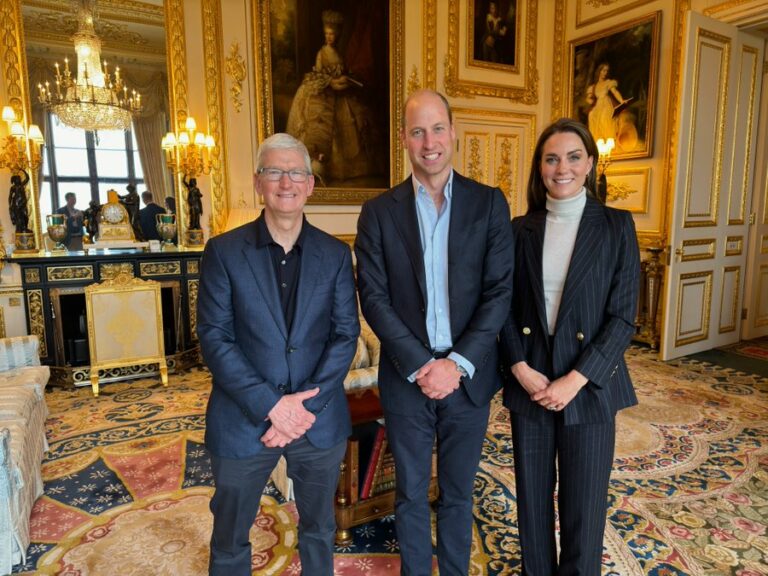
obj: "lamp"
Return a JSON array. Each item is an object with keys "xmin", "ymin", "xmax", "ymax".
[
  {"xmin": 161, "ymin": 116, "xmax": 215, "ymax": 247},
  {"xmin": 161, "ymin": 116, "xmax": 215, "ymax": 178},
  {"xmin": 36, "ymin": 0, "xmax": 141, "ymax": 133},
  {"xmin": 1, "ymin": 105, "xmax": 45, "ymax": 254},
  {"xmin": 595, "ymin": 137, "xmax": 615, "ymax": 204}
]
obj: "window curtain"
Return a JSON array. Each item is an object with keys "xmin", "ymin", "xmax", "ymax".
[{"xmin": 124, "ymin": 69, "xmax": 172, "ymax": 206}]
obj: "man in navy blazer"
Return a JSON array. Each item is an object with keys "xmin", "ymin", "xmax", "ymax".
[
  {"xmin": 198, "ymin": 133, "xmax": 359, "ymax": 576},
  {"xmin": 355, "ymin": 90, "xmax": 513, "ymax": 575}
]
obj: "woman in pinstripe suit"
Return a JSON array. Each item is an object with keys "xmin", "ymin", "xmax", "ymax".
[{"xmin": 500, "ymin": 118, "xmax": 641, "ymax": 575}]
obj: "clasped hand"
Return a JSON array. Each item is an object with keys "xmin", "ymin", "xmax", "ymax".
[
  {"xmin": 511, "ymin": 362, "xmax": 587, "ymax": 412},
  {"xmin": 416, "ymin": 358, "xmax": 461, "ymax": 400},
  {"xmin": 261, "ymin": 387, "xmax": 319, "ymax": 448}
]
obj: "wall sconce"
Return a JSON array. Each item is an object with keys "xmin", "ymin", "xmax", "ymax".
[
  {"xmin": 596, "ymin": 137, "xmax": 615, "ymax": 204},
  {"xmin": 161, "ymin": 116, "xmax": 215, "ymax": 178},
  {"xmin": 1, "ymin": 105, "xmax": 45, "ymax": 253}
]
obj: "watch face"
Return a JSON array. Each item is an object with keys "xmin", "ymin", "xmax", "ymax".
[{"xmin": 102, "ymin": 203, "xmax": 125, "ymax": 224}]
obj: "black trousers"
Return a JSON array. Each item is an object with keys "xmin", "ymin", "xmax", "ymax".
[
  {"xmin": 511, "ymin": 412, "xmax": 616, "ymax": 576},
  {"xmin": 209, "ymin": 437, "xmax": 346, "ymax": 576},
  {"xmin": 385, "ymin": 385, "xmax": 490, "ymax": 576}
]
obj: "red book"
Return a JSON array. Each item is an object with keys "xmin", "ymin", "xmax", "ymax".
[{"xmin": 360, "ymin": 425, "xmax": 387, "ymax": 499}]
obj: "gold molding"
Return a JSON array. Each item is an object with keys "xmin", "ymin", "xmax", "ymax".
[
  {"xmin": 100, "ymin": 263, "xmax": 134, "ymax": 280},
  {"xmin": 26, "ymin": 288, "xmax": 46, "ymax": 357},
  {"xmin": 140, "ymin": 261, "xmax": 182, "ymax": 277},
  {"xmin": 201, "ymin": 0, "xmax": 230, "ymax": 237},
  {"xmin": 186, "ymin": 259, "xmax": 199, "ymax": 275},
  {"xmin": 47, "ymin": 265, "xmax": 94, "ymax": 282},
  {"xmin": 445, "ymin": 0, "xmax": 538, "ymax": 103},
  {"xmin": 0, "ymin": 307, "xmax": 5, "ymax": 339},
  {"xmin": 660, "ymin": 0, "xmax": 692, "ymax": 248},
  {"xmin": 495, "ymin": 135, "xmax": 517, "ymax": 206},
  {"xmin": 718, "ymin": 265, "xmax": 740, "ymax": 334},
  {"xmin": 552, "ymin": 0, "xmax": 567, "ymax": 119},
  {"xmin": 1, "ymin": 0, "xmax": 41, "ymax": 250},
  {"xmin": 225, "ymin": 42, "xmax": 246, "ymax": 113},
  {"xmin": 422, "ymin": 0, "xmax": 437, "ymax": 90},
  {"xmin": 334, "ymin": 234, "xmax": 356, "ymax": 252},
  {"xmin": 682, "ymin": 28, "xmax": 730, "ymax": 228},
  {"xmin": 680, "ymin": 238, "xmax": 716, "ymax": 262},
  {"xmin": 253, "ymin": 0, "xmax": 405, "ymax": 205},
  {"xmin": 674, "ymin": 270, "xmax": 712, "ymax": 347},
  {"xmin": 408, "ymin": 65, "xmax": 422, "ymax": 95},
  {"xmin": 188, "ymin": 279, "xmax": 199, "ymax": 343},
  {"xmin": 464, "ymin": 135, "xmax": 486, "ymax": 183},
  {"xmin": 165, "ymin": 0, "xmax": 190, "ymax": 245},
  {"xmin": 24, "ymin": 268, "xmax": 41, "ymax": 284},
  {"xmin": 728, "ymin": 44, "xmax": 759, "ymax": 226},
  {"xmin": 576, "ymin": 0, "xmax": 649, "ymax": 28},
  {"xmin": 757, "ymin": 265, "xmax": 768, "ymax": 326},
  {"xmin": 725, "ymin": 235, "xmax": 743, "ymax": 256}
]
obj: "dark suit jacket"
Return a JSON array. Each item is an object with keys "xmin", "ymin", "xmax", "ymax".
[
  {"xmin": 197, "ymin": 218, "xmax": 359, "ymax": 459},
  {"xmin": 139, "ymin": 203, "xmax": 166, "ymax": 240},
  {"xmin": 355, "ymin": 172, "xmax": 514, "ymax": 415},
  {"xmin": 500, "ymin": 197, "xmax": 640, "ymax": 424}
]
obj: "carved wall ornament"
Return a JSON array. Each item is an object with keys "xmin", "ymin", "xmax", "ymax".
[
  {"xmin": 140, "ymin": 261, "xmax": 182, "ymax": 277},
  {"xmin": 467, "ymin": 137, "xmax": 483, "ymax": 183},
  {"xmin": 47, "ymin": 266, "xmax": 94, "ymax": 282},
  {"xmin": 225, "ymin": 42, "xmax": 246, "ymax": 113},
  {"xmin": 495, "ymin": 137, "xmax": 514, "ymax": 200},
  {"xmin": 407, "ymin": 65, "xmax": 422, "ymax": 95},
  {"xmin": 26, "ymin": 289, "xmax": 47, "ymax": 357},
  {"xmin": 100, "ymin": 263, "xmax": 135, "ymax": 281}
]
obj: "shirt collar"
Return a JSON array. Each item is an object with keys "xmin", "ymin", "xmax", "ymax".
[
  {"xmin": 254, "ymin": 211, "xmax": 307, "ymax": 252},
  {"xmin": 411, "ymin": 169, "xmax": 454, "ymax": 199}
]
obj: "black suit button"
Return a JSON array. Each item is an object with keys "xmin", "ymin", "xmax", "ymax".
[
  {"xmin": 287, "ymin": 346, "xmax": 296, "ymax": 353},
  {"xmin": 277, "ymin": 384, "xmax": 288, "ymax": 392}
]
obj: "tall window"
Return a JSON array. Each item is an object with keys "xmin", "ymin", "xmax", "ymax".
[{"xmin": 38, "ymin": 113, "xmax": 144, "ymax": 228}]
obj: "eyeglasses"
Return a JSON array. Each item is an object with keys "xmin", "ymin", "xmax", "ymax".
[{"xmin": 258, "ymin": 167, "xmax": 311, "ymax": 183}]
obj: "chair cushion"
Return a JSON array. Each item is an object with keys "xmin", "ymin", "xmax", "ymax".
[
  {"xmin": 349, "ymin": 336, "xmax": 370, "ymax": 370},
  {"xmin": 0, "ymin": 337, "xmax": 41, "ymax": 372}
]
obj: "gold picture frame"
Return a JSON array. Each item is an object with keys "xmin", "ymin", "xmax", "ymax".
[
  {"xmin": 568, "ymin": 11, "xmax": 661, "ymax": 160},
  {"xmin": 445, "ymin": 0, "xmax": 538, "ymax": 103},
  {"xmin": 252, "ymin": 0, "xmax": 405, "ymax": 205},
  {"xmin": 85, "ymin": 273, "xmax": 168, "ymax": 396}
]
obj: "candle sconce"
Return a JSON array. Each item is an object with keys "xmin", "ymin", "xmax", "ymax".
[
  {"xmin": 596, "ymin": 137, "xmax": 615, "ymax": 204},
  {"xmin": 1, "ymin": 106, "xmax": 45, "ymax": 254}
]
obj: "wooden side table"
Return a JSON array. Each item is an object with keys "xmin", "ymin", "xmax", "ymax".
[{"xmin": 335, "ymin": 387, "xmax": 438, "ymax": 545}]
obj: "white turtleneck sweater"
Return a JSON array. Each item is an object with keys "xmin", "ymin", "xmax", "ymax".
[{"xmin": 543, "ymin": 188, "xmax": 587, "ymax": 335}]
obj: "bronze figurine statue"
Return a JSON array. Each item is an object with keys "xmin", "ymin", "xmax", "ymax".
[
  {"xmin": 184, "ymin": 176, "xmax": 203, "ymax": 230},
  {"xmin": 9, "ymin": 169, "xmax": 31, "ymax": 234}
]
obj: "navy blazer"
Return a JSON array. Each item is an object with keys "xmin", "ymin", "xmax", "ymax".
[
  {"xmin": 500, "ymin": 197, "xmax": 640, "ymax": 425},
  {"xmin": 197, "ymin": 219, "xmax": 359, "ymax": 459},
  {"xmin": 355, "ymin": 172, "xmax": 514, "ymax": 415}
]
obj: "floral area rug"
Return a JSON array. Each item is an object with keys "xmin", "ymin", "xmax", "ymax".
[
  {"xmin": 13, "ymin": 346, "xmax": 768, "ymax": 575},
  {"xmin": 719, "ymin": 336, "xmax": 768, "ymax": 362}
]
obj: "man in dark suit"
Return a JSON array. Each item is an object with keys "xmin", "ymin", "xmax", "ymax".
[
  {"xmin": 198, "ymin": 133, "xmax": 360, "ymax": 576},
  {"xmin": 138, "ymin": 191, "xmax": 166, "ymax": 241},
  {"xmin": 355, "ymin": 90, "xmax": 513, "ymax": 575}
]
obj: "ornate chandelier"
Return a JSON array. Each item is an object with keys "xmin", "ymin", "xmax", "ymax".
[{"xmin": 37, "ymin": 0, "xmax": 141, "ymax": 132}]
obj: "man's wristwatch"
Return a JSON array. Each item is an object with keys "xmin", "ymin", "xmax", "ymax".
[{"xmin": 455, "ymin": 362, "xmax": 469, "ymax": 381}]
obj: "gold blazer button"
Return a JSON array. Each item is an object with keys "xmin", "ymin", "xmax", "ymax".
[
  {"xmin": 576, "ymin": 331, "xmax": 585, "ymax": 341},
  {"xmin": 522, "ymin": 327, "xmax": 531, "ymax": 335}
]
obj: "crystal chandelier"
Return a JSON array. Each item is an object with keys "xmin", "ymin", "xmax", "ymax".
[{"xmin": 37, "ymin": 0, "xmax": 141, "ymax": 132}]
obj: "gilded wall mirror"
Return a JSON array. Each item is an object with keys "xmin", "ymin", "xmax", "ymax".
[{"xmin": 17, "ymin": 0, "xmax": 176, "ymax": 246}]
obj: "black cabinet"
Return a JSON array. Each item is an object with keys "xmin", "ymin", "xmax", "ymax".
[{"xmin": 11, "ymin": 249, "xmax": 202, "ymax": 387}]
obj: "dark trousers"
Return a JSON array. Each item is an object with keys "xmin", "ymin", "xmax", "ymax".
[
  {"xmin": 209, "ymin": 437, "xmax": 346, "ymax": 576},
  {"xmin": 511, "ymin": 413, "xmax": 616, "ymax": 576},
  {"xmin": 385, "ymin": 385, "xmax": 490, "ymax": 576}
]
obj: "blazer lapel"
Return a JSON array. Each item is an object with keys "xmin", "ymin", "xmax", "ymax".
[
  {"xmin": 556, "ymin": 198, "xmax": 606, "ymax": 328},
  {"xmin": 389, "ymin": 183, "xmax": 427, "ymax": 304},
  {"xmin": 522, "ymin": 211, "xmax": 550, "ymax": 341},
  {"xmin": 242, "ymin": 228, "xmax": 288, "ymax": 339},
  {"xmin": 289, "ymin": 226, "xmax": 322, "ymax": 340}
]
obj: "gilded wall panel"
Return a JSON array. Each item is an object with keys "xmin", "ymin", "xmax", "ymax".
[
  {"xmin": 188, "ymin": 279, "xmax": 199, "ymax": 342},
  {"xmin": 674, "ymin": 271, "xmax": 712, "ymax": 347},
  {"xmin": 718, "ymin": 265, "xmax": 741, "ymax": 334},
  {"xmin": 26, "ymin": 289, "xmax": 46, "ymax": 357},
  {"xmin": 47, "ymin": 266, "xmax": 94, "ymax": 282},
  {"xmin": 140, "ymin": 261, "xmax": 182, "ymax": 277},
  {"xmin": 201, "ymin": 0, "xmax": 230, "ymax": 236}
]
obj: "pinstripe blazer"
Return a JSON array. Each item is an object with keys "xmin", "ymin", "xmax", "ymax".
[{"xmin": 500, "ymin": 197, "xmax": 640, "ymax": 425}]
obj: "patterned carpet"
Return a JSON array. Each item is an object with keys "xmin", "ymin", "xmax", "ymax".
[{"xmin": 12, "ymin": 345, "xmax": 768, "ymax": 575}]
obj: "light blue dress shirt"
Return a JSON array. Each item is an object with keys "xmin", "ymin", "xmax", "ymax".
[{"xmin": 410, "ymin": 172, "xmax": 475, "ymax": 381}]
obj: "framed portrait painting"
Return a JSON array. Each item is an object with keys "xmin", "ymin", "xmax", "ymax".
[
  {"xmin": 568, "ymin": 11, "xmax": 661, "ymax": 160},
  {"xmin": 469, "ymin": 0, "xmax": 518, "ymax": 71},
  {"xmin": 253, "ymin": 0, "xmax": 404, "ymax": 204}
]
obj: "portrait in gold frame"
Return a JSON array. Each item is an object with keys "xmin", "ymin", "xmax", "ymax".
[{"xmin": 253, "ymin": 0, "xmax": 405, "ymax": 205}]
